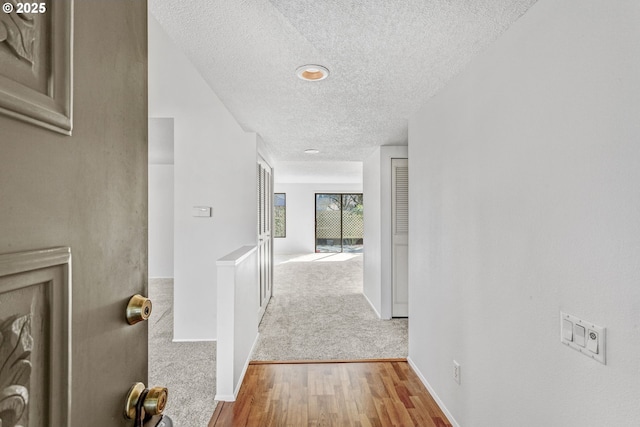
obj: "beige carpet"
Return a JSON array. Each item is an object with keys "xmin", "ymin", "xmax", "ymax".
[
  {"xmin": 148, "ymin": 278, "xmax": 216, "ymax": 427},
  {"xmin": 251, "ymin": 253, "xmax": 408, "ymax": 361}
]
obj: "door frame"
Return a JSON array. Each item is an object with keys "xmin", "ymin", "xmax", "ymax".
[{"xmin": 257, "ymin": 156, "xmax": 273, "ymax": 321}]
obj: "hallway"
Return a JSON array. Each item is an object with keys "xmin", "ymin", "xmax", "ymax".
[{"xmin": 252, "ymin": 253, "xmax": 408, "ymax": 361}]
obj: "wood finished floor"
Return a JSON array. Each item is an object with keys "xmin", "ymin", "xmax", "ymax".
[{"xmin": 209, "ymin": 360, "xmax": 452, "ymax": 427}]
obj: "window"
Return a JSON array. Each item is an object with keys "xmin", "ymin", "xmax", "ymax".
[
  {"xmin": 315, "ymin": 193, "xmax": 363, "ymax": 253},
  {"xmin": 274, "ymin": 193, "xmax": 286, "ymax": 238}
]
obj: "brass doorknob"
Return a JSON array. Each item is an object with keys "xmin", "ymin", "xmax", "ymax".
[
  {"xmin": 126, "ymin": 294, "xmax": 152, "ymax": 324},
  {"xmin": 124, "ymin": 383, "xmax": 145, "ymax": 419},
  {"xmin": 124, "ymin": 383, "xmax": 169, "ymax": 419},
  {"xmin": 144, "ymin": 387, "xmax": 169, "ymax": 416}
]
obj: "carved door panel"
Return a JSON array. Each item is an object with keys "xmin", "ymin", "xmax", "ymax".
[
  {"xmin": 0, "ymin": 249, "xmax": 71, "ymax": 427},
  {"xmin": 0, "ymin": 1, "xmax": 148, "ymax": 426}
]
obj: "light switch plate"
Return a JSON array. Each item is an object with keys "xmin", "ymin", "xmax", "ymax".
[
  {"xmin": 453, "ymin": 360, "xmax": 461, "ymax": 384},
  {"xmin": 562, "ymin": 319, "xmax": 573, "ymax": 342},
  {"xmin": 193, "ymin": 206, "xmax": 212, "ymax": 217},
  {"xmin": 560, "ymin": 311, "xmax": 606, "ymax": 364}
]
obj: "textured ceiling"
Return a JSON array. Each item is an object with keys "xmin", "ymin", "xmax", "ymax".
[
  {"xmin": 275, "ymin": 161, "xmax": 363, "ymax": 184},
  {"xmin": 150, "ymin": 0, "xmax": 537, "ymax": 161}
]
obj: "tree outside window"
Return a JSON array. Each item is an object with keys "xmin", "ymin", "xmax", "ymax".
[{"xmin": 274, "ymin": 193, "xmax": 286, "ymax": 238}]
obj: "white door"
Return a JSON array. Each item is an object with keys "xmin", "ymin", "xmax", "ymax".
[
  {"xmin": 0, "ymin": 1, "xmax": 153, "ymax": 425},
  {"xmin": 257, "ymin": 157, "xmax": 273, "ymax": 320},
  {"xmin": 392, "ymin": 159, "xmax": 409, "ymax": 317}
]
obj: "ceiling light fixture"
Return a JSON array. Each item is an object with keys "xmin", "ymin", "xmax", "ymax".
[
  {"xmin": 304, "ymin": 149, "xmax": 320, "ymax": 154},
  {"xmin": 296, "ymin": 65, "xmax": 329, "ymax": 81}
]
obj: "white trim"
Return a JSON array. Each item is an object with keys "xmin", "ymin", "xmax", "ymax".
[
  {"xmin": 214, "ymin": 333, "xmax": 260, "ymax": 402},
  {"xmin": 172, "ymin": 338, "xmax": 216, "ymax": 343},
  {"xmin": 214, "ymin": 393, "xmax": 235, "ymax": 401},
  {"xmin": 363, "ymin": 292, "xmax": 382, "ymax": 318},
  {"xmin": 407, "ymin": 357, "xmax": 461, "ymax": 427},
  {"xmin": 217, "ymin": 245, "xmax": 257, "ymax": 266},
  {"xmin": 233, "ymin": 333, "xmax": 260, "ymax": 398}
]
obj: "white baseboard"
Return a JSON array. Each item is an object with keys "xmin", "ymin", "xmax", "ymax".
[
  {"xmin": 407, "ymin": 357, "xmax": 461, "ymax": 427},
  {"xmin": 214, "ymin": 394, "xmax": 235, "ymax": 402},
  {"xmin": 363, "ymin": 292, "xmax": 382, "ymax": 318},
  {"xmin": 214, "ymin": 332, "xmax": 260, "ymax": 402},
  {"xmin": 234, "ymin": 332, "xmax": 260, "ymax": 398},
  {"xmin": 172, "ymin": 338, "xmax": 217, "ymax": 343}
]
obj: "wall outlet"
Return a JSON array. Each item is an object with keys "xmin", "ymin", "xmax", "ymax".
[{"xmin": 453, "ymin": 360, "xmax": 461, "ymax": 384}]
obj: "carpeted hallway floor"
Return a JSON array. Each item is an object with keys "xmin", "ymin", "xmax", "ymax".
[
  {"xmin": 149, "ymin": 253, "xmax": 408, "ymax": 425},
  {"xmin": 148, "ymin": 278, "xmax": 217, "ymax": 427},
  {"xmin": 251, "ymin": 253, "xmax": 408, "ymax": 361}
]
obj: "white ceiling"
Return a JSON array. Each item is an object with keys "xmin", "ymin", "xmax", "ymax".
[
  {"xmin": 274, "ymin": 161, "xmax": 363, "ymax": 184},
  {"xmin": 149, "ymin": 0, "xmax": 537, "ymax": 162}
]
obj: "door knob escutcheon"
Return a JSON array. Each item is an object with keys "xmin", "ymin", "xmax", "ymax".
[
  {"xmin": 124, "ymin": 382, "xmax": 146, "ymax": 419},
  {"xmin": 126, "ymin": 294, "xmax": 152, "ymax": 324}
]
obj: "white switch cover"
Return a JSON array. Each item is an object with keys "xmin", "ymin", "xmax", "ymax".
[
  {"xmin": 560, "ymin": 311, "xmax": 606, "ymax": 364},
  {"xmin": 574, "ymin": 324, "xmax": 586, "ymax": 347},
  {"xmin": 586, "ymin": 330, "xmax": 599, "ymax": 353},
  {"xmin": 193, "ymin": 206, "xmax": 212, "ymax": 217},
  {"xmin": 562, "ymin": 319, "xmax": 574, "ymax": 341},
  {"xmin": 453, "ymin": 360, "xmax": 461, "ymax": 384}
]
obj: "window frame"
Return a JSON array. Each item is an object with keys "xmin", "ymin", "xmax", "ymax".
[
  {"xmin": 314, "ymin": 193, "xmax": 363, "ymax": 253},
  {"xmin": 274, "ymin": 193, "xmax": 286, "ymax": 238}
]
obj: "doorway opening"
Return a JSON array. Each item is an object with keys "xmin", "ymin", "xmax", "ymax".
[{"xmin": 315, "ymin": 193, "xmax": 364, "ymax": 253}]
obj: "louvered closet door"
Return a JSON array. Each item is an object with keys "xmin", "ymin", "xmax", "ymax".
[
  {"xmin": 392, "ymin": 158, "xmax": 409, "ymax": 317},
  {"xmin": 257, "ymin": 157, "xmax": 273, "ymax": 321}
]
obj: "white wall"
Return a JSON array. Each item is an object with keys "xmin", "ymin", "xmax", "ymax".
[
  {"xmin": 149, "ymin": 15, "xmax": 257, "ymax": 340},
  {"xmin": 273, "ymin": 183, "xmax": 363, "ymax": 254},
  {"xmin": 408, "ymin": 0, "xmax": 640, "ymax": 425},
  {"xmin": 149, "ymin": 118, "xmax": 175, "ymax": 278},
  {"xmin": 149, "ymin": 164, "xmax": 174, "ymax": 277},
  {"xmin": 363, "ymin": 146, "xmax": 408, "ymax": 319}
]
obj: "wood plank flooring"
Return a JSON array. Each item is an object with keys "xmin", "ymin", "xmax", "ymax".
[{"xmin": 209, "ymin": 360, "xmax": 452, "ymax": 427}]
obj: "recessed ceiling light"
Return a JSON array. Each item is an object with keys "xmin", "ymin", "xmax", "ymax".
[
  {"xmin": 304, "ymin": 149, "xmax": 320, "ymax": 154},
  {"xmin": 296, "ymin": 65, "xmax": 329, "ymax": 81}
]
